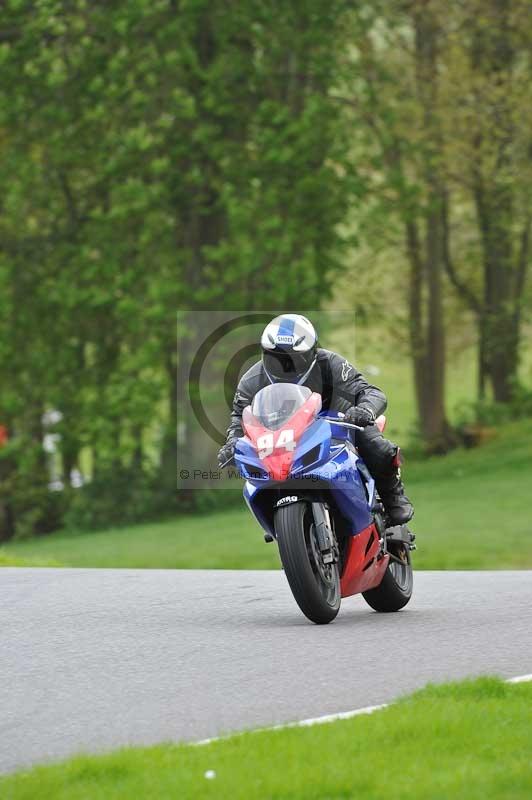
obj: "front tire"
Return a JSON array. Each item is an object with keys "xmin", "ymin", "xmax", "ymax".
[
  {"xmin": 362, "ymin": 542, "xmax": 413, "ymax": 612},
  {"xmin": 275, "ymin": 502, "xmax": 340, "ymax": 625}
]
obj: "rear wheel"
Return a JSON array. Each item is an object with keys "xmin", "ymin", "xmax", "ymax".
[
  {"xmin": 275, "ymin": 502, "xmax": 340, "ymax": 625},
  {"xmin": 362, "ymin": 541, "xmax": 413, "ymax": 612}
]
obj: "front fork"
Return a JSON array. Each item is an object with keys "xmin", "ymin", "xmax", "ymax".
[{"xmin": 311, "ymin": 502, "xmax": 338, "ymax": 565}]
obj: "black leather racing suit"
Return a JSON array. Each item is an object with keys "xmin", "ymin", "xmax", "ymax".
[{"xmin": 224, "ymin": 348, "xmax": 399, "ymax": 482}]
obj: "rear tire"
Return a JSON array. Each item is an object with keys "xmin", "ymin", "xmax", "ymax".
[
  {"xmin": 362, "ymin": 542, "xmax": 413, "ymax": 612},
  {"xmin": 275, "ymin": 502, "xmax": 340, "ymax": 625}
]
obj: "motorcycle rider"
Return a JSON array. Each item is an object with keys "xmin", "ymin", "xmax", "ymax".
[{"xmin": 218, "ymin": 314, "xmax": 414, "ymax": 525}]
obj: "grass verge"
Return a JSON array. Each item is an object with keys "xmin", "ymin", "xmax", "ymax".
[
  {"xmin": 0, "ymin": 551, "xmax": 61, "ymax": 568},
  {"xmin": 1, "ymin": 419, "xmax": 531, "ymax": 570},
  {"xmin": 1, "ymin": 677, "xmax": 531, "ymax": 799}
]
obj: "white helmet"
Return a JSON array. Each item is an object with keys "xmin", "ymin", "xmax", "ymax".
[{"xmin": 261, "ymin": 314, "xmax": 318, "ymax": 383}]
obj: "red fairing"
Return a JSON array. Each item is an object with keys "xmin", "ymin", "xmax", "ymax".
[
  {"xmin": 340, "ymin": 523, "xmax": 389, "ymax": 598},
  {"xmin": 242, "ymin": 392, "xmax": 321, "ymax": 481}
]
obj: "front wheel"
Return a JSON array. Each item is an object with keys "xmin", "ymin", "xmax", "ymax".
[
  {"xmin": 275, "ymin": 502, "xmax": 340, "ymax": 625},
  {"xmin": 362, "ymin": 542, "xmax": 413, "ymax": 612}
]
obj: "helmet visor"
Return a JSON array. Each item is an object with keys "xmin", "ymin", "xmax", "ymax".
[{"xmin": 262, "ymin": 350, "xmax": 314, "ymax": 383}]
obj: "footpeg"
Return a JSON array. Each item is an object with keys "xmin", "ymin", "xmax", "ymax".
[{"xmin": 387, "ymin": 525, "xmax": 417, "ymax": 550}]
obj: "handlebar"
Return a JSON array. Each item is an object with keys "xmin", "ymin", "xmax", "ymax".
[{"xmin": 320, "ymin": 416, "xmax": 365, "ymax": 431}]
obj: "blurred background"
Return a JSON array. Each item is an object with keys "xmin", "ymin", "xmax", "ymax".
[{"xmin": 0, "ymin": 0, "xmax": 530, "ymax": 568}]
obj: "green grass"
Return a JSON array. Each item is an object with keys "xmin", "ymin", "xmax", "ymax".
[
  {"xmin": 1, "ymin": 418, "xmax": 531, "ymax": 570},
  {"xmin": 2, "ymin": 677, "xmax": 530, "ymax": 799},
  {"xmin": 0, "ymin": 508, "xmax": 277, "ymax": 570},
  {"xmin": 0, "ymin": 551, "xmax": 60, "ymax": 568}
]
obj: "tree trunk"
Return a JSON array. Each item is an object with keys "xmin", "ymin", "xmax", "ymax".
[
  {"xmin": 477, "ymin": 316, "xmax": 488, "ymax": 401},
  {"xmin": 160, "ymin": 344, "xmax": 179, "ymax": 490},
  {"xmin": 470, "ymin": 0, "xmax": 521, "ymax": 402},
  {"xmin": 406, "ymin": 220, "xmax": 429, "ymax": 429},
  {"xmin": 412, "ymin": 1, "xmax": 453, "ymax": 451},
  {"xmin": 424, "ymin": 196, "xmax": 449, "ymax": 446}
]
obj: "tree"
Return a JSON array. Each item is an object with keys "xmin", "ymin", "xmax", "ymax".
[
  {"xmin": 338, "ymin": 2, "xmax": 455, "ymax": 450},
  {"xmin": 338, "ymin": 0, "xmax": 532, "ymax": 448},
  {"xmin": 0, "ymin": 0, "xmax": 351, "ymax": 536},
  {"xmin": 441, "ymin": 0, "xmax": 532, "ymax": 402}
]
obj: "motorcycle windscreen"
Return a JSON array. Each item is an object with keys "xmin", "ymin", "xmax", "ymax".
[
  {"xmin": 242, "ymin": 385, "xmax": 322, "ymax": 480},
  {"xmin": 250, "ymin": 383, "xmax": 315, "ymax": 430}
]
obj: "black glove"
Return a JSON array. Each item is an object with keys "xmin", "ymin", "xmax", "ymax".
[
  {"xmin": 217, "ymin": 440, "xmax": 236, "ymax": 468},
  {"xmin": 344, "ymin": 405, "xmax": 376, "ymax": 427}
]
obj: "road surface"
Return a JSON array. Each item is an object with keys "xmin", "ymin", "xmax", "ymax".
[{"xmin": 1, "ymin": 568, "xmax": 531, "ymax": 773}]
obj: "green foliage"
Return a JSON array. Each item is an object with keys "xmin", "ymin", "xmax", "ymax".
[
  {"xmin": 337, "ymin": 1, "xmax": 532, "ymax": 439},
  {"xmin": 1, "ymin": 0, "xmax": 530, "ymax": 536},
  {"xmin": 0, "ymin": 438, "xmax": 65, "ymax": 540},
  {"xmin": 0, "ymin": 0, "xmax": 351, "ymax": 538},
  {"xmin": 62, "ymin": 469, "xmax": 242, "ymax": 532},
  {"xmin": 62, "ymin": 468, "xmax": 169, "ymax": 532},
  {"xmin": 455, "ymin": 383, "xmax": 532, "ymax": 428}
]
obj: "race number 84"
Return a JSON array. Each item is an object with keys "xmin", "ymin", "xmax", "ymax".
[{"xmin": 257, "ymin": 430, "xmax": 296, "ymax": 458}]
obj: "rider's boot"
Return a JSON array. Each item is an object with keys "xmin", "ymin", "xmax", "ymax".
[{"xmin": 375, "ymin": 470, "xmax": 414, "ymax": 526}]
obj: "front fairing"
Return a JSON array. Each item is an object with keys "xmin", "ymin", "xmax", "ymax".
[
  {"xmin": 234, "ymin": 437, "xmax": 269, "ymax": 481},
  {"xmin": 290, "ymin": 419, "xmax": 331, "ymax": 475},
  {"xmin": 238, "ymin": 413, "xmax": 374, "ymax": 538},
  {"xmin": 241, "ymin": 385, "xmax": 322, "ymax": 480}
]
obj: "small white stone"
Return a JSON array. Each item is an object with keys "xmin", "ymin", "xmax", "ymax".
[{"xmin": 204, "ymin": 770, "xmax": 216, "ymax": 780}]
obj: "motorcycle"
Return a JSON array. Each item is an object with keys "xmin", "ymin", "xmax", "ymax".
[{"xmin": 232, "ymin": 382, "xmax": 415, "ymax": 624}]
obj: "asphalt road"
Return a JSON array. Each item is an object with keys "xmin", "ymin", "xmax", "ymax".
[{"xmin": 1, "ymin": 568, "xmax": 531, "ymax": 773}]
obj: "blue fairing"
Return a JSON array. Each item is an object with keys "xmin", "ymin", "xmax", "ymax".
[
  {"xmin": 237, "ymin": 411, "xmax": 375, "ymax": 539},
  {"xmin": 235, "ymin": 438, "xmax": 269, "ymax": 481}
]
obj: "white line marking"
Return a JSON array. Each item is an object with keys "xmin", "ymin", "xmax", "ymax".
[
  {"xmin": 282, "ymin": 703, "xmax": 388, "ymax": 728},
  {"xmin": 192, "ymin": 674, "xmax": 531, "ymax": 747},
  {"xmin": 506, "ymin": 673, "xmax": 532, "ymax": 684},
  {"xmin": 192, "ymin": 704, "xmax": 387, "ymax": 747},
  {"xmin": 194, "ymin": 736, "xmax": 231, "ymax": 747}
]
